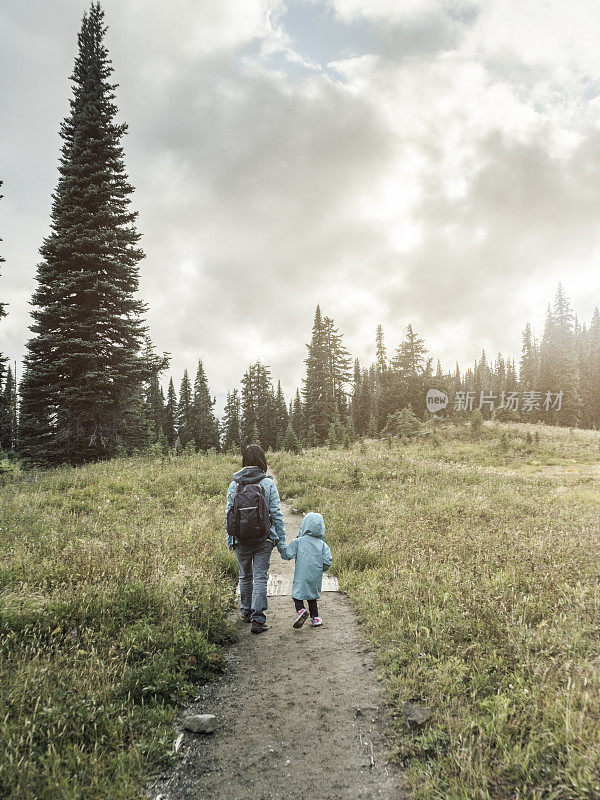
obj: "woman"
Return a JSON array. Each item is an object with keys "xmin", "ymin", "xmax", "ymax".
[{"xmin": 225, "ymin": 445, "xmax": 286, "ymax": 633}]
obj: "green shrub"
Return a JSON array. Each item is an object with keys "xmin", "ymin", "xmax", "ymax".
[
  {"xmin": 382, "ymin": 406, "xmax": 422, "ymax": 440},
  {"xmin": 470, "ymin": 409, "xmax": 484, "ymax": 432}
]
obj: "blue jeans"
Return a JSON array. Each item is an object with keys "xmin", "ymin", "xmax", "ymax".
[{"xmin": 234, "ymin": 539, "xmax": 274, "ymax": 624}]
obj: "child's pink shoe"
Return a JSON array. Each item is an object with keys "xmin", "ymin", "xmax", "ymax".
[
  {"xmin": 293, "ymin": 609, "xmax": 309, "ymax": 628},
  {"xmin": 310, "ymin": 616, "xmax": 323, "ymax": 627}
]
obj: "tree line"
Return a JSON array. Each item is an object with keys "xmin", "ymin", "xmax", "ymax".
[{"xmin": 0, "ymin": 4, "xmax": 598, "ymax": 467}]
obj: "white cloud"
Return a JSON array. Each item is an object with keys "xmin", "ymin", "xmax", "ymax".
[
  {"xmin": 329, "ymin": 0, "xmax": 456, "ymax": 24},
  {"xmin": 465, "ymin": 0, "xmax": 600, "ymax": 80},
  {"xmin": 3, "ymin": 0, "xmax": 600, "ymax": 411}
]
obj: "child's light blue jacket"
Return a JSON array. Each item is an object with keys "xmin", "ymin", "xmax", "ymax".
[{"xmin": 278, "ymin": 512, "xmax": 332, "ymax": 600}]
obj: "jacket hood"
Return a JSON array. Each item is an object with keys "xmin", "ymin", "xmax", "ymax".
[
  {"xmin": 233, "ymin": 466, "xmax": 267, "ymax": 486},
  {"xmin": 299, "ymin": 512, "xmax": 326, "ymax": 539}
]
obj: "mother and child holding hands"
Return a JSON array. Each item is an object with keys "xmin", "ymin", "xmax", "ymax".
[{"xmin": 226, "ymin": 445, "xmax": 332, "ymax": 634}]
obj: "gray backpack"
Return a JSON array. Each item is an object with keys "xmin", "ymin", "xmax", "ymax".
[{"xmin": 226, "ymin": 481, "xmax": 271, "ymax": 545}]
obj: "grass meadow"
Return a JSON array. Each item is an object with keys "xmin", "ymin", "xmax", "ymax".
[
  {"xmin": 271, "ymin": 421, "xmax": 600, "ymax": 800},
  {"xmin": 0, "ymin": 453, "xmax": 239, "ymax": 800},
  {"xmin": 2, "ymin": 421, "xmax": 600, "ymax": 799}
]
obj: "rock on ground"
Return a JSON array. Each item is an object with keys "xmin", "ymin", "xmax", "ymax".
[{"xmin": 183, "ymin": 714, "xmax": 217, "ymax": 734}]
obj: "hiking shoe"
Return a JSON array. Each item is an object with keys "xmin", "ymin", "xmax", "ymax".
[
  {"xmin": 241, "ymin": 613, "xmax": 252, "ymax": 623},
  {"xmin": 251, "ymin": 621, "xmax": 269, "ymax": 634},
  {"xmin": 293, "ymin": 609, "xmax": 309, "ymax": 629},
  {"xmin": 310, "ymin": 617, "xmax": 323, "ymax": 627}
]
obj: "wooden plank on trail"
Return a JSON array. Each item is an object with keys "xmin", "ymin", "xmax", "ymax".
[{"xmin": 235, "ymin": 572, "xmax": 339, "ymax": 597}]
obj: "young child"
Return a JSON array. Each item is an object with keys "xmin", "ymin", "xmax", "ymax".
[{"xmin": 278, "ymin": 512, "xmax": 332, "ymax": 628}]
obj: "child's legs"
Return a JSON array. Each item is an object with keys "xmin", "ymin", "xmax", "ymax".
[
  {"xmin": 293, "ymin": 597, "xmax": 305, "ymax": 613},
  {"xmin": 308, "ymin": 598, "xmax": 319, "ymax": 618}
]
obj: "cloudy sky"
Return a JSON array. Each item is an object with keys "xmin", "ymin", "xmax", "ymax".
[{"xmin": 2, "ymin": 0, "xmax": 600, "ymax": 412}]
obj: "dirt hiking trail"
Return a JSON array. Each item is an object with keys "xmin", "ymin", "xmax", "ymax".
[{"xmin": 149, "ymin": 496, "xmax": 406, "ymax": 800}]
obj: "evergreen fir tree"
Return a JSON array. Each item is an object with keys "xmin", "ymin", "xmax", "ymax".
[
  {"xmin": 377, "ymin": 369, "xmax": 395, "ymax": 432},
  {"xmin": 327, "ymin": 407, "xmax": 343, "ymax": 448},
  {"xmin": 345, "ymin": 415, "xmax": 356, "ymax": 445},
  {"xmin": 351, "ymin": 358, "xmax": 362, "ymax": 432},
  {"xmin": 474, "ymin": 350, "xmax": 490, "ymax": 411},
  {"xmin": 274, "ymin": 380, "xmax": 289, "ymax": 448},
  {"xmin": 157, "ymin": 425, "xmax": 168, "ymax": 455},
  {"xmin": 390, "ymin": 324, "xmax": 429, "ymax": 417},
  {"xmin": 506, "ymin": 358, "xmax": 518, "ymax": 391},
  {"xmin": 538, "ymin": 285, "xmax": 581, "ymax": 425},
  {"xmin": 163, "ymin": 377, "xmax": 177, "ymax": 447},
  {"xmin": 519, "ymin": 322, "xmax": 538, "ymax": 391},
  {"xmin": 491, "ymin": 352, "xmax": 507, "ymax": 398},
  {"xmin": 146, "ymin": 374, "xmax": 165, "ymax": 442},
  {"xmin": 351, "ymin": 361, "xmax": 372, "ymax": 436},
  {"xmin": 303, "ymin": 305, "xmax": 351, "ymax": 443},
  {"xmin": 323, "ymin": 314, "xmax": 352, "ymax": 417},
  {"xmin": 586, "ymin": 308, "xmax": 600, "ymax": 427},
  {"xmin": 0, "ymin": 181, "xmax": 7, "ymax": 377},
  {"xmin": 177, "ymin": 370, "xmax": 194, "ymax": 448},
  {"xmin": 0, "ymin": 364, "xmax": 17, "ymax": 453},
  {"xmin": 222, "ymin": 389, "xmax": 242, "ymax": 452},
  {"xmin": 191, "ymin": 359, "xmax": 218, "ymax": 451},
  {"xmin": 303, "ymin": 305, "xmax": 332, "ymax": 443},
  {"xmin": 19, "ymin": 4, "xmax": 163, "ymax": 465},
  {"xmin": 0, "ymin": 183, "xmax": 11, "ymax": 454},
  {"xmin": 240, "ymin": 361, "xmax": 277, "ymax": 449},
  {"xmin": 367, "ymin": 414, "xmax": 378, "ymax": 438},
  {"xmin": 305, "ymin": 424, "xmax": 319, "ymax": 447},
  {"xmin": 282, "ymin": 423, "xmax": 301, "ymax": 453},
  {"xmin": 375, "ymin": 324, "xmax": 387, "ymax": 375},
  {"xmin": 290, "ymin": 388, "xmax": 305, "ymax": 442}
]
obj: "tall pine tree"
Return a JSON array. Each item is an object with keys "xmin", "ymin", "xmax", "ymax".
[
  {"xmin": 584, "ymin": 308, "xmax": 600, "ymax": 427},
  {"xmin": 0, "ymin": 181, "xmax": 9, "ymax": 454},
  {"xmin": 303, "ymin": 305, "xmax": 351, "ymax": 443},
  {"xmin": 274, "ymin": 380, "xmax": 289, "ymax": 449},
  {"xmin": 177, "ymin": 370, "xmax": 194, "ymax": 448},
  {"xmin": 538, "ymin": 285, "xmax": 581, "ymax": 425},
  {"xmin": 323, "ymin": 315, "xmax": 352, "ymax": 417},
  {"xmin": 163, "ymin": 377, "xmax": 177, "ymax": 447},
  {"xmin": 0, "ymin": 180, "xmax": 6, "ymax": 366},
  {"xmin": 191, "ymin": 359, "xmax": 218, "ymax": 451},
  {"xmin": 389, "ymin": 324, "xmax": 430, "ymax": 418},
  {"xmin": 0, "ymin": 365, "xmax": 17, "ymax": 454},
  {"xmin": 290, "ymin": 388, "xmax": 305, "ymax": 442},
  {"xmin": 222, "ymin": 389, "xmax": 242, "ymax": 452},
  {"xmin": 519, "ymin": 322, "xmax": 538, "ymax": 391},
  {"xmin": 19, "ymin": 4, "xmax": 163, "ymax": 465},
  {"xmin": 240, "ymin": 361, "xmax": 277, "ymax": 449},
  {"xmin": 303, "ymin": 305, "xmax": 331, "ymax": 443}
]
